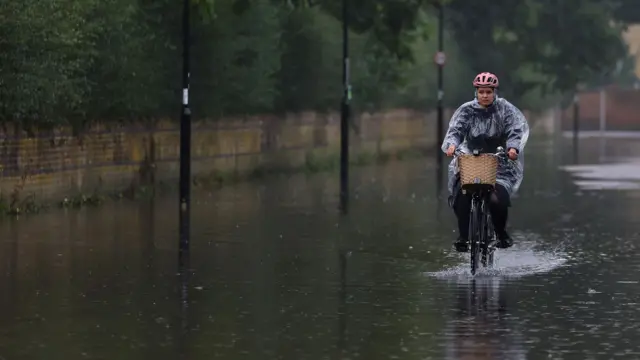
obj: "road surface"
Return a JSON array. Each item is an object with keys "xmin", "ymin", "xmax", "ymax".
[{"xmin": 0, "ymin": 136, "xmax": 637, "ymax": 359}]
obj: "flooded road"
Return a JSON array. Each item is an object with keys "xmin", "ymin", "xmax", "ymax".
[{"xmin": 0, "ymin": 136, "xmax": 639, "ymax": 359}]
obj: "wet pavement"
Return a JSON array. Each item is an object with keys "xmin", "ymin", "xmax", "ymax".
[{"xmin": 0, "ymin": 136, "xmax": 640, "ymax": 359}]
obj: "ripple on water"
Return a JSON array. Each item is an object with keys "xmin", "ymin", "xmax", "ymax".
[
  {"xmin": 560, "ymin": 160, "xmax": 640, "ymax": 191},
  {"xmin": 424, "ymin": 238, "xmax": 569, "ymax": 279}
]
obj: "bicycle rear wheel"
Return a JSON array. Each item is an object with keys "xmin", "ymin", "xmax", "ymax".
[{"xmin": 469, "ymin": 198, "xmax": 481, "ymax": 275}]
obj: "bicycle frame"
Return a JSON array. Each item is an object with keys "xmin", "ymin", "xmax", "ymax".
[
  {"xmin": 455, "ymin": 147, "xmax": 506, "ymax": 275},
  {"xmin": 467, "ymin": 184, "xmax": 496, "ymax": 275}
]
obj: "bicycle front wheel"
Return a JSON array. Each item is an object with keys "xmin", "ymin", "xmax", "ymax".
[
  {"xmin": 481, "ymin": 200, "xmax": 494, "ymax": 268},
  {"xmin": 469, "ymin": 198, "xmax": 481, "ymax": 275}
]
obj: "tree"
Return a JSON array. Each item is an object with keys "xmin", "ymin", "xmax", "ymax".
[
  {"xmin": 191, "ymin": 0, "xmax": 282, "ymax": 117},
  {"xmin": 271, "ymin": 0, "xmax": 451, "ymax": 61},
  {"xmin": 612, "ymin": 0, "xmax": 640, "ymax": 24},
  {"xmin": 446, "ymin": 0, "xmax": 628, "ymax": 101},
  {"xmin": 273, "ymin": 0, "xmax": 629, "ymax": 104},
  {"xmin": 0, "ymin": 0, "xmax": 95, "ymax": 130}
]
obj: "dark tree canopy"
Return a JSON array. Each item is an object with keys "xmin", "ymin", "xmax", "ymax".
[
  {"xmin": 0, "ymin": 0, "xmax": 632, "ymax": 130},
  {"xmin": 277, "ymin": 0, "xmax": 630, "ymax": 94}
]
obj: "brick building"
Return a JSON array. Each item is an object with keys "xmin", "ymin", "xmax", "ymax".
[{"xmin": 561, "ymin": 25, "xmax": 640, "ymax": 131}]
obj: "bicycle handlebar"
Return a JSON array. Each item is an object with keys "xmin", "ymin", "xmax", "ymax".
[{"xmin": 453, "ymin": 146, "xmax": 508, "ymax": 158}]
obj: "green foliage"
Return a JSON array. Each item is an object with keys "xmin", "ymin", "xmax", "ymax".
[
  {"xmin": 192, "ymin": 0, "xmax": 282, "ymax": 117},
  {"xmin": 387, "ymin": 11, "xmax": 474, "ymax": 110},
  {"xmin": 446, "ymin": 0, "xmax": 629, "ymax": 98},
  {"xmin": 612, "ymin": 0, "xmax": 640, "ymax": 23},
  {"xmin": 274, "ymin": 7, "xmax": 342, "ymax": 112},
  {"xmin": 0, "ymin": 0, "xmax": 632, "ymax": 130},
  {"xmin": 0, "ymin": 0, "xmax": 94, "ymax": 129},
  {"xmin": 84, "ymin": 0, "xmax": 178, "ymax": 121}
]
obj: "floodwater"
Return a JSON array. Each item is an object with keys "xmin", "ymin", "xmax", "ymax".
[{"xmin": 0, "ymin": 135, "xmax": 639, "ymax": 359}]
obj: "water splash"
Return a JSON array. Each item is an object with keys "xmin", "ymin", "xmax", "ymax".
[{"xmin": 425, "ymin": 239, "xmax": 569, "ymax": 279}]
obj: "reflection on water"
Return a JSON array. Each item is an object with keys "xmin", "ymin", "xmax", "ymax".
[
  {"xmin": 426, "ymin": 235, "xmax": 568, "ymax": 359},
  {"xmin": 561, "ymin": 159, "xmax": 640, "ymax": 190},
  {"xmin": 0, "ymin": 138, "xmax": 640, "ymax": 358},
  {"xmin": 444, "ymin": 277, "xmax": 526, "ymax": 360}
]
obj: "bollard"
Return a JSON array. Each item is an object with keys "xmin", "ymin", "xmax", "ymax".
[{"xmin": 572, "ymin": 93, "xmax": 580, "ymax": 161}]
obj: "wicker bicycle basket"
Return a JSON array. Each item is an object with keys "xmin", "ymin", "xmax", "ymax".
[{"xmin": 457, "ymin": 154, "xmax": 499, "ymax": 186}]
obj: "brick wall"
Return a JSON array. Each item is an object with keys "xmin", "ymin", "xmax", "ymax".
[
  {"xmin": 561, "ymin": 86, "xmax": 640, "ymax": 131},
  {"xmin": 0, "ymin": 108, "xmax": 538, "ymax": 206},
  {"xmin": 0, "ymin": 110, "xmax": 441, "ymax": 205}
]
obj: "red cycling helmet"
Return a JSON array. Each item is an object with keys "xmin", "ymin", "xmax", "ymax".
[{"xmin": 473, "ymin": 72, "xmax": 499, "ymax": 88}]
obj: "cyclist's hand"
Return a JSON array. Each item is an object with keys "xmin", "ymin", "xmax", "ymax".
[
  {"xmin": 446, "ymin": 145, "xmax": 456, "ymax": 157},
  {"xmin": 508, "ymin": 148, "xmax": 518, "ymax": 160}
]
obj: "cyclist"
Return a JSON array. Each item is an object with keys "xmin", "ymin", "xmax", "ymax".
[{"xmin": 441, "ymin": 72, "xmax": 530, "ymax": 252}]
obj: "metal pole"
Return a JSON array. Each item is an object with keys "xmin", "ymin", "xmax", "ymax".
[
  {"xmin": 340, "ymin": 0, "xmax": 350, "ymax": 213},
  {"xmin": 599, "ymin": 88, "xmax": 606, "ymax": 135},
  {"xmin": 436, "ymin": 3, "xmax": 444, "ymax": 169},
  {"xmin": 572, "ymin": 94, "xmax": 579, "ymax": 142},
  {"xmin": 599, "ymin": 88, "xmax": 606, "ymax": 160},
  {"xmin": 572, "ymin": 93, "xmax": 579, "ymax": 159},
  {"xmin": 179, "ymin": 0, "xmax": 192, "ymax": 252}
]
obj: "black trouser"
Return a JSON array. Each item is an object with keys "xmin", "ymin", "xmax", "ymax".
[{"xmin": 452, "ymin": 183, "xmax": 510, "ymax": 239}]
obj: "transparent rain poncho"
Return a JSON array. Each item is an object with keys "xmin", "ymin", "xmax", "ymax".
[{"xmin": 441, "ymin": 97, "xmax": 530, "ymax": 198}]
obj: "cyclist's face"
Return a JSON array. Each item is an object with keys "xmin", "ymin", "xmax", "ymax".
[{"xmin": 476, "ymin": 87, "xmax": 495, "ymax": 106}]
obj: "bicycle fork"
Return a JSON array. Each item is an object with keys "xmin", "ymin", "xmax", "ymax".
[{"xmin": 473, "ymin": 194, "xmax": 496, "ymax": 265}]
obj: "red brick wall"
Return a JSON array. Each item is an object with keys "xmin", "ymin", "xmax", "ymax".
[{"xmin": 561, "ymin": 86, "xmax": 640, "ymax": 131}]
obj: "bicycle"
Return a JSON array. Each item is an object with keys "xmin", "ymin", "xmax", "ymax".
[{"xmin": 455, "ymin": 146, "xmax": 507, "ymax": 275}]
